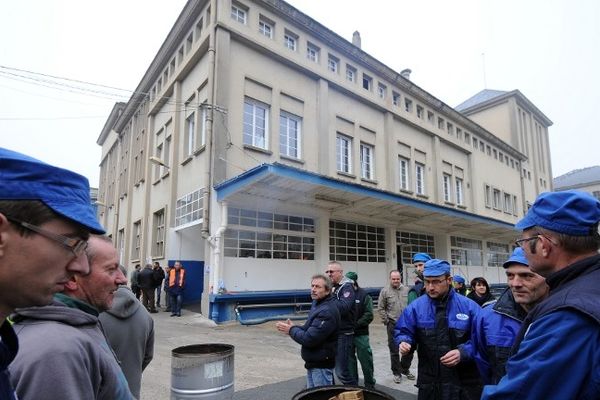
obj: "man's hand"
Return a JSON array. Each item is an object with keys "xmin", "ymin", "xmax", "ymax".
[
  {"xmin": 399, "ymin": 342, "xmax": 412, "ymax": 355},
  {"xmin": 440, "ymin": 349, "xmax": 461, "ymax": 367},
  {"xmin": 275, "ymin": 319, "xmax": 293, "ymax": 335}
]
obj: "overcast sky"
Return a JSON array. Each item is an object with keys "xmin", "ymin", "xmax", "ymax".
[{"xmin": 1, "ymin": 0, "xmax": 598, "ymax": 187}]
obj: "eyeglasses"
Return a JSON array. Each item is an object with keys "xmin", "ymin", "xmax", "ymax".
[
  {"xmin": 514, "ymin": 236, "xmax": 540, "ymax": 248},
  {"xmin": 325, "ymin": 270, "xmax": 340, "ymax": 274},
  {"xmin": 424, "ymin": 278, "xmax": 448, "ymax": 286},
  {"xmin": 6, "ymin": 216, "xmax": 88, "ymax": 257}
]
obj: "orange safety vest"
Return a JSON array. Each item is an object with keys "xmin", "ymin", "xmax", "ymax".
[{"xmin": 169, "ymin": 268, "xmax": 185, "ymax": 287}]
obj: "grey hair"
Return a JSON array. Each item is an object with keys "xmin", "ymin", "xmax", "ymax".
[{"xmin": 311, "ymin": 274, "xmax": 333, "ymax": 292}]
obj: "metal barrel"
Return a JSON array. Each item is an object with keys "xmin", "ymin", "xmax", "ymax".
[
  {"xmin": 171, "ymin": 344, "xmax": 234, "ymax": 400},
  {"xmin": 292, "ymin": 385, "xmax": 395, "ymax": 400}
]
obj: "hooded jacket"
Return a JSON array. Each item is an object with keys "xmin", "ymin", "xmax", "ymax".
[
  {"xmin": 0, "ymin": 321, "xmax": 17, "ymax": 400},
  {"xmin": 332, "ymin": 277, "xmax": 356, "ymax": 334},
  {"xmin": 9, "ymin": 295, "xmax": 133, "ymax": 400},
  {"xmin": 99, "ymin": 286, "xmax": 154, "ymax": 399}
]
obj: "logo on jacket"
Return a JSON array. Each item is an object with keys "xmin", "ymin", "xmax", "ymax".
[
  {"xmin": 343, "ymin": 291, "xmax": 350, "ymax": 298},
  {"xmin": 456, "ymin": 313, "xmax": 469, "ymax": 321}
]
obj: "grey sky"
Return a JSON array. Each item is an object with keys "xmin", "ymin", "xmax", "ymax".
[{"xmin": 1, "ymin": 0, "xmax": 598, "ymax": 187}]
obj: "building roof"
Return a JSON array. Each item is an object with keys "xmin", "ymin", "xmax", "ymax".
[
  {"xmin": 455, "ymin": 89, "xmax": 508, "ymax": 112},
  {"xmin": 553, "ymin": 166, "xmax": 600, "ymax": 190}
]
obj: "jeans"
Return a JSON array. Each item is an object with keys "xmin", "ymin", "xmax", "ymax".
[
  {"xmin": 348, "ymin": 334, "xmax": 375, "ymax": 387},
  {"xmin": 335, "ymin": 333, "xmax": 357, "ymax": 385},
  {"xmin": 387, "ymin": 320, "xmax": 414, "ymax": 375},
  {"xmin": 169, "ymin": 292, "xmax": 183, "ymax": 315},
  {"xmin": 156, "ymin": 287, "xmax": 161, "ymax": 307},
  {"xmin": 306, "ymin": 368, "xmax": 334, "ymax": 388},
  {"xmin": 164, "ymin": 288, "xmax": 171, "ymax": 311}
]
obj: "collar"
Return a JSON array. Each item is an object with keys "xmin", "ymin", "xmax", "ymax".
[
  {"xmin": 0, "ymin": 320, "xmax": 18, "ymax": 367},
  {"xmin": 54, "ymin": 293, "xmax": 99, "ymax": 317},
  {"xmin": 492, "ymin": 287, "xmax": 527, "ymax": 322},
  {"xmin": 546, "ymin": 253, "xmax": 600, "ymax": 290}
]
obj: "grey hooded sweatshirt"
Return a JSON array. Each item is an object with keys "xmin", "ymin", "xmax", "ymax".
[
  {"xmin": 99, "ymin": 286, "xmax": 154, "ymax": 399},
  {"xmin": 9, "ymin": 294, "xmax": 133, "ymax": 400}
]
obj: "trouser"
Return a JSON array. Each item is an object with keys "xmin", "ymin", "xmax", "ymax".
[
  {"xmin": 164, "ymin": 288, "xmax": 171, "ymax": 310},
  {"xmin": 348, "ymin": 334, "xmax": 375, "ymax": 387},
  {"xmin": 335, "ymin": 332, "xmax": 357, "ymax": 385},
  {"xmin": 155, "ymin": 287, "xmax": 161, "ymax": 306},
  {"xmin": 132, "ymin": 285, "xmax": 141, "ymax": 300},
  {"xmin": 169, "ymin": 292, "xmax": 183, "ymax": 315},
  {"xmin": 306, "ymin": 368, "xmax": 334, "ymax": 388},
  {"xmin": 142, "ymin": 288, "xmax": 156, "ymax": 311},
  {"xmin": 387, "ymin": 320, "xmax": 414, "ymax": 375}
]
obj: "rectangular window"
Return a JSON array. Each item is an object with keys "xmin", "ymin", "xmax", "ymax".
[
  {"xmin": 362, "ymin": 73, "xmax": 372, "ymax": 91},
  {"xmin": 327, "ymin": 54, "xmax": 339, "ymax": 73},
  {"xmin": 175, "ymin": 188, "xmax": 204, "ymax": 227},
  {"xmin": 132, "ymin": 220, "xmax": 141, "ymax": 260},
  {"xmin": 455, "ymin": 178, "xmax": 464, "ymax": 205},
  {"xmin": 416, "ymin": 105, "xmax": 424, "ymax": 119},
  {"xmin": 415, "ymin": 162, "xmax": 425, "ymax": 195},
  {"xmin": 450, "ymin": 236, "xmax": 483, "ymax": 266},
  {"xmin": 399, "ymin": 156, "xmax": 410, "ymax": 191},
  {"xmin": 464, "ymin": 132, "xmax": 471, "ymax": 145},
  {"xmin": 398, "ymin": 231, "xmax": 436, "ymax": 266},
  {"xmin": 243, "ymin": 98, "xmax": 269, "ymax": 149},
  {"xmin": 231, "ymin": 4, "xmax": 246, "ymax": 24},
  {"xmin": 330, "ymin": 220, "xmax": 386, "ymax": 262},
  {"xmin": 258, "ymin": 18, "xmax": 273, "ymax": 39},
  {"xmin": 336, "ymin": 134, "xmax": 352, "ymax": 174},
  {"xmin": 392, "ymin": 92, "xmax": 400, "ymax": 106},
  {"xmin": 284, "ymin": 30, "xmax": 297, "ymax": 51},
  {"xmin": 346, "ymin": 65, "xmax": 356, "ymax": 83},
  {"xmin": 438, "ymin": 117, "xmax": 445, "ymax": 130},
  {"xmin": 504, "ymin": 193, "xmax": 513, "ymax": 213},
  {"xmin": 280, "ymin": 112, "xmax": 301, "ymax": 158},
  {"xmin": 225, "ymin": 208, "xmax": 315, "ymax": 260},
  {"xmin": 307, "ymin": 42, "xmax": 319, "ymax": 62},
  {"xmin": 185, "ymin": 111, "xmax": 196, "ymax": 157},
  {"xmin": 456, "ymin": 128, "xmax": 463, "ymax": 140},
  {"xmin": 484, "ymin": 184, "xmax": 491, "ymax": 207},
  {"xmin": 152, "ymin": 208, "xmax": 165, "ymax": 258},
  {"xmin": 513, "ymin": 195, "xmax": 518, "ymax": 216},
  {"xmin": 447, "ymin": 122, "xmax": 454, "ymax": 135},
  {"xmin": 404, "ymin": 98, "xmax": 413, "ymax": 113},
  {"xmin": 493, "ymin": 188, "xmax": 501, "ymax": 210},
  {"xmin": 360, "ymin": 143, "xmax": 374, "ymax": 180},
  {"xmin": 427, "ymin": 111, "xmax": 434, "ymax": 124},
  {"xmin": 377, "ymin": 83, "xmax": 386, "ymax": 99},
  {"xmin": 443, "ymin": 174, "xmax": 452, "ymax": 202},
  {"xmin": 487, "ymin": 242, "xmax": 510, "ymax": 267}
]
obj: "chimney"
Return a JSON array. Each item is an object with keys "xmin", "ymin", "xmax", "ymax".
[
  {"xmin": 400, "ymin": 68, "xmax": 412, "ymax": 80},
  {"xmin": 352, "ymin": 31, "xmax": 361, "ymax": 49}
]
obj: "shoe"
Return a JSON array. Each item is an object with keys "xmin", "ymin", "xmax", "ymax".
[
  {"xmin": 170, "ymin": 314, "xmax": 176, "ymax": 317},
  {"xmin": 393, "ymin": 375, "xmax": 402, "ymax": 384},
  {"xmin": 176, "ymin": 313, "xmax": 181, "ymax": 317},
  {"xmin": 150, "ymin": 310, "xmax": 158, "ymax": 314},
  {"xmin": 403, "ymin": 371, "xmax": 416, "ymax": 380}
]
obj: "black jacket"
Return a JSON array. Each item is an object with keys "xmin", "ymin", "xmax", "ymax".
[
  {"xmin": 289, "ymin": 296, "xmax": 340, "ymax": 369},
  {"xmin": 332, "ymin": 278, "xmax": 356, "ymax": 334},
  {"xmin": 137, "ymin": 267, "xmax": 155, "ymax": 290},
  {"xmin": 152, "ymin": 267, "xmax": 165, "ymax": 289}
]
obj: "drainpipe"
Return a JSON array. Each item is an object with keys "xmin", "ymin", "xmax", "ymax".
[{"xmin": 205, "ymin": 201, "xmax": 227, "ymax": 296}]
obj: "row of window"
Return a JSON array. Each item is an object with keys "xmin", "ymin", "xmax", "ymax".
[{"xmin": 484, "ymin": 184, "xmax": 519, "ymax": 216}]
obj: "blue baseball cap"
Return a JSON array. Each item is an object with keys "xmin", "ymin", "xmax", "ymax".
[
  {"xmin": 0, "ymin": 147, "xmax": 105, "ymax": 234},
  {"xmin": 413, "ymin": 253, "xmax": 432, "ymax": 263},
  {"xmin": 423, "ymin": 259, "xmax": 451, "ymax": 277},
  {"xmin": 503, "ymin": 247, "xmax": 529, "ymax": 269},
  {"xmin": 516, "ymin": 190, "xmax": 600, "ymax": 236},
  {"xmin": 453, "ymin": 275, "xmax": 465, "ymax": 284}
]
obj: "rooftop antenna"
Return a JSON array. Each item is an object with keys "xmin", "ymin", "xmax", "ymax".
[{"xmin": 481, "ymin": 52, "xmax": 488, "ymax": 88}]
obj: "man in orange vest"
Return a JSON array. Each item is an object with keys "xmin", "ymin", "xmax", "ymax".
[{"xmin": 168, "ymin": 261, "xmax": 186, "ymax": 317}]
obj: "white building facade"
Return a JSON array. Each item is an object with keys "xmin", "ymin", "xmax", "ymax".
[{"xmin": 97, "ymin": 0, "xmax": 552, "ymax": 321}]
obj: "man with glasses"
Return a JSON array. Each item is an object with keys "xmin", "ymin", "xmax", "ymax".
[
  {"xmin": 395, "ymin": 259, "xmax": 482, "ymax": 399},
  {"xmin": 9, "ymin": 235, "xmax": 133, "ymax": 400},
  {"xmin": 325, "ymin": 261, "xmax": 357, "ymax": 385},
  {"xmin": 482, "ymin": 190, "xmax": 600, "ymax": 399},
  {"xmin": 471, "ymin": 247, "xmax": 548, "ymax": 384},
  {"xmin": 0, "ymin": 147, "xmax": 104, "ymax": 399}
]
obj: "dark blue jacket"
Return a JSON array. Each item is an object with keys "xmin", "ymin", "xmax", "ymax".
[
  {"xmin": 0, "ymin": 321, "xmax": 18, "ymax": 400},
  {"xmin": 289, "ymin": 296, "xmax": 340, "ymax": 369},
  {"xmin": 395, "ymin": 288, "xmax": 482, "ymax": 399},
  {"xmin": 332, "ymin": 278, "xmax": 355, "ymax": 334},
  {"xmin": 471, "ymin": 288, "xmax": 526, "ymax": 384},
  {"xmin": 482, "ymin": 254, "xmax": 600, "ymax": 399}
]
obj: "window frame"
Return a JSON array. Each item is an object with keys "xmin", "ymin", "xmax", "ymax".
[{"xmin": 243, "ymin": 97, "xmax": 269, "ymax": 150}]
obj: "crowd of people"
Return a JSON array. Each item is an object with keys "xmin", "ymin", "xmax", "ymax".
[
  {"xmin": 277, "ymin": 190, "xmax": 600, "ymax": 400},
  {"xmin": 2, "ymin": 146, "xmax": 600, "ymax": 400}
]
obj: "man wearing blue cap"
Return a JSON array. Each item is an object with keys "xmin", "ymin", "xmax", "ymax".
[
  {"xmin": 407, "ymin": 253, "xmax": 431, "ymax": 304},
  {"xmin": 452, "ymin": 275, "xmax": 467, "ymax": 295},
  {"xmin": 0, "ymin": 147, "xmax": 105, "ymax": 399},
  {"xmin": 471, "ymin": 247, "xmax": 548, "ymax": 384},
  {"xmin": 482, "ymin": 190, "xmax": 600, "ymax": 399},
  {"xmin": 395, "ymin": 259, "xmax": 482, "ymax": 399}
]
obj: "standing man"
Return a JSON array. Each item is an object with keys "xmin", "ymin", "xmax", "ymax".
[
  {"xmin": 325, "ymin": 261, "xmax": 357, "ymax": 385},
  {"xmin": 9, "ymin": 235, "xmax": 133, "ymax": 399},
  {"xmin": 138, "ymin": 263, "xmax": 157, "ymax": 313},
  {"xmin": 346, "ymin": 272, "xmax": 375, "ymax": 389},
  {"xmin": 378, "ymin": 269, "xmax": 411, "ymax": 384},
  {"xmin": 131, "ymin": 264, "xmax": 141, "ymax": 300},
  {"xmin": 482, "ymin": 190, "xmax": 600, "ymax": 399},
  {"xmin": 407, "ymin": 253, "xmax": 431, "ymax": 304},
  {"xmin": 0, "ymin": 147, "xmax": 104, "ymax": 399},
  {"xmin": 452, "ymin": 275, "xmax": 467, "ymax": 295},
  {"xmin": 163, "ymin": 265, "xmax": 173, "ymax": 312},
  {"xmin": 395, "ymin": 259, "xmax": 482, "ymax": 400},
  {"xmin": 152, "ymin": 262, "xmax": 165, "ymax": 308},
  {"xmin": 168, "ymin": 261, "xmax": 186, "ymax": 317},
  {"xmin": 100, "ymin": 265, "xmax": 155, "ymax": 399},
  {"xmin": 276, "ymin": 274, "xmax": 340, "ymax": 388},
  {"xmin": 471, "ymin": 247, "xmax": 548, "ymax": 384}
]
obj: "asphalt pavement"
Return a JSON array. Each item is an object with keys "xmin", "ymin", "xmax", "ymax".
[{"xmin": 140, "ymin": 304, "xmax": 418, "ymax": 399}]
